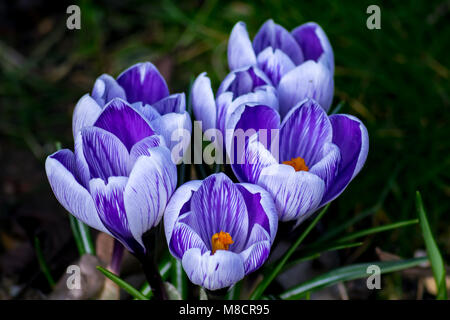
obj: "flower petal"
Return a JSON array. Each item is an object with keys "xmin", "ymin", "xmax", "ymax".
[
  {"xmin": 258, "ymin": 164, "xmax": 325, "ymax": 221},
  {"xmin": 256, "ymin": 47, "xmax": 295, "ymax": 86},
  {"xmin": 239, "ymin": 230, "xmax": 271, "ymax": 274},
  {"xmin": 45, "ymin": 150, "xmax": 110, "ymax": 235},
  {"xmin": 116, "ymin": 62, "xmax": 169, "ymax": 105},
  {"xmin": 169, "ymin": 219, "xmax": 208, "ymax": 260},
  {"xmin": 164, "ymin": 180, "xmax": 203, "ymax": 250},
  {"xmin": 253, "ymin": 19, "xmax": 304, "ymax": 65},
  {"xmin": 190, "ymin": 173, "xmax": 249, "ymax": 253},
  {"xmin": 228, "ymin": 21, "xmax": 257, "ymax": 70},
  {"xmin": 226, "ymin": 103, "xmax": 280, "ymax": 163},
  {"xmin": 128, "ymin": 135, "xmax": 165, "ymax": 169},
  {"xmin": 191, "ymin": 73, "xmax": 217, "ymax": 132},
  {"xmin": 124, "ymin": 147, "xmax": 177, "ymax": 248},
  {"xmin": 152, "ymin": 93, "xmax": 186, "ymax": 115},
  {"xmin": 218, "ymin": 66, "xmax": 272, "ymax": 97},
  {"xmin": 279, "ymin": 99, "xmax": 332, "ymax": 166},
  {"xmin": 309, "ymin": 142, "xmax": 341, "ymax": 192},
  {"xmin": 231, "ymin": 132, "xmax": 277, "ymax": 184},
  {"xmin": 182, "ymin": 248, "xmax": 245, "ymax": 291},
  {"xmin": 89, "ymin": 176, "xmax": 141, "ymax": 253},
  {"xmin": 72, "ymin": 94, "xmax": 102, "ymax": 139},
  {"xmin": 321, "ymin": 114, "xmax": 369, "ymax": 204},
  {"xmin": 292, "ymin": 22, "xmax": 334, "ymax": 72},
  {"xmin": 91, "ymin": 74, "xmax": 126, "ymax": 106},
  {"xmin": 152, "ymin": 111, "xmax": 192, "ymax": 162},
  {"xmin": 75, "ymin": 127, "xmax": 129, "ymax": 184},
  {"xmin": 236, "ymin": 183, "xmax": 278, "ymax": 244},
  {"xmin": 278, "ymin": 60, "xmax": 334, "ymax": 117},
  {"xmin": 94, "ymin": 98, "xmax": 155, "ymax": 151}
]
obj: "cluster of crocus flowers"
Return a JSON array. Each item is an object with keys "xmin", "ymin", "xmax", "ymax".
[{"xmin": 46, "ymin": 19, "xmax": 368, "ymax": 294}]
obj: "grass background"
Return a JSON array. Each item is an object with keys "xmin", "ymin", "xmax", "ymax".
[{"xmin": 0, "ymin": 0, "xmax": 448, "ymax": 298}]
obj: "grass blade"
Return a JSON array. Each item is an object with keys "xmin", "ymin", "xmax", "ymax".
[
  {"xmin": 333, "ymin": 219, "xmax": 418, "ymax": 243},
  {"xmin": 97, "ymin": 266, "xmax": 149, "ymax": 300},
  {"xmin": 138, "ymin": 259, "xmax": 172, "ymax": 299},
  {"xmin": 416, "ymin": 191, "xmax": 447, "ymax": 300},
  {"xmin": 172, "ymin": 257, "xmax": 188, "ymax": 299},
  {"xmin": 34, "ymin": 237, "xmax": 55, "ymax": 288},
  {"xmin": 77, "ymin": 219, "xmax": 95, "ymax": 255},
  {"xmin": 280, "ymin": 257, "xmax": 428, "ymax": 299},
  {"xmin": 69, "ymin": 214, "xmax": 85, "ymax": 256},
  {"xmin": 249, "ymin": 204, "xmax": 330, "ymax": 300}
]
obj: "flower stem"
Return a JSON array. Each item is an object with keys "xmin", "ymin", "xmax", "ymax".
[
  {"xmin": 138, "ymin": 229, "xmax": 168, "ymax": 300},
  {"xmin": 140, "ymin": 251, "xmax": 168, "ymax": 300},
  {"xmin": 109, "ymin": 239, "xmax": 124, "ymax": 275}
]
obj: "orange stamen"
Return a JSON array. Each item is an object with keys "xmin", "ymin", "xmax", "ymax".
[
  {"xmin": 211, "ymin": 231, "xmax": 234, "ymax": 254},
  {"xmin": 282, "ymin": 157, "xmax": 309, "ymax": 172}
]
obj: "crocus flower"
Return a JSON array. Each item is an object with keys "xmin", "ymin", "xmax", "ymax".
[
  {"xmin": 230, "ymin": 98, "xmax": 368, "ymax": 224},
  {"xmin": 227, "ymin": 19, "xmax": 334, "ymax": 117},
  {"xmin": 46, "ymin": 98, "xmax": 177, "ymax": 254},
  {"xmin": 191, "ymin": 66, "xmax": 278, "ymax": 157},
  {"xmin": 164, "ymin": 173, "xmax": 278, "ymax": 291},
  {"xmin": 72, "ymin": 62, "xmax": 191, "ymax": 160}
]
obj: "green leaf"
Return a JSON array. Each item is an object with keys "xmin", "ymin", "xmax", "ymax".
[
  {"xmin": 34, "ymin": 237, "xmax": 55, "ymax": 287},
  {"xmin": 329, "ymin": 101, "xmax": 345, "ymax": 114},
  {"xmin": 97, "ymin": 266, "xmax": 149, "ymax": 300},
  {"xmin": 416, "ymin": 191, "xmax": 447, "ymax": 300},
  {"xmin": 249, "ymin": 204, "xmax": 330, "ymax": 300},
  {"xmin": 280, "ymin": 257, "xmax": 428, "ymax": 300},
  {"xmin": 69, "ymin": 214, "xmax": 85, "ymax": 256},
  {"xmin": 226, "ymin": 280, "xmax": 242, "ymax": 300},
  {"xmin": 77, "ymin": 219, "xmax": 95, "ymax": 255},
  {"xmin": 172, "ymin": 258, "xmax": 188, "ymax": 299},
  {"xmin": 333, "ymin": 219, "xmax": 418, "ymax": 243}
]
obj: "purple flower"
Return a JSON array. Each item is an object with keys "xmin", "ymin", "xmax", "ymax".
[
  {"xmin": 191, "ymin": 67, "xmax": 279, "ymax": 156},
  {"xmin": 164, "ymin": 173, "xmax": 278, "ymax": 290},
  {"xmin": 230, "ymin": 99, "xmax": 368, "ymax": 224},
  {"xmin": 72, "ymin": 62, "xmax": 191, "ymax": 158},
  {"xmin": 227, "ymin": 19, "xmax": 334, "ymax": 117},
  {"xmin": 46, "ymin": 98, "xmax": 177, "ymax": 254}
]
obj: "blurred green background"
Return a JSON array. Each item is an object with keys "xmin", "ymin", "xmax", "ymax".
[{"xmin": 0, "ymin": 0, "xmax": 448, "ymax": 298}]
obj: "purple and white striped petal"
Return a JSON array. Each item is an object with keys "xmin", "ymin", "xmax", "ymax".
[
  {"xmin": 152, "ymin": 93, "xmax": 186, "ymax": 115},
  {"xmin": 153, "ymin": 111, "xmax": 192, "ymax": 160},
  {"xmin": 279, "ymin": 99, "xmax": 332, "ymax": 166},
  {"xmin": 128, "ymin": 135, "xmax": 164, "ymax": 170},
  {"xmin": 72, "ymin": 94, "xmax": 102, "ymax": 139},
  {"xmin": 75, "ymin": 127, "xmax": 129, "ymax": 184},
  {"xmin": 89, "ymin": 176, "xmax": 139, "ymax": 253},
  {"xmin": 94, "ymin": 98, "xmax": 155, "ymax": 151},
  {"xmin": 232, "ymin": 133, "xmax": 277, "ymax": 184},
  {"xmin": 257, "ymin": 164, "xmax": 325, "ymax": 221},
  {"xmin": 236, "ymin": 183, "xmax": 278, "ymax": 244},
  {"xmin": 190, "ymin": 173, "xmax": 249, "ymax": 253},
  {"xmin": 309, "ymin": 142, "xmax": 341, "ymax": 192},
  {"xmin": 91, "ymin": 74, "xmax": 126, "ymax": 106},
  {"xmin": 130, "ymin": 102, "xmax": 161, "ymax": 124},
  {"xmin": 292, "ymin": 22, "xmax": 334, "ymax": 72},
  {"xmin": 191, "ymin": 73, "xmax": 217, "ymax": 132},
  {"xmin": 278, "ymin": 60, "xmax": 334, "ymax": 117},
  {"xmin": 321, "ymin": 114, "xmax": 369, "ymax": 204},
  {"xmin": 253, "ymin": 19, "xmax": 304, "ymax": 65},
  {"xmin": 169, "ymin": 220, "xmax": 208, "ymax": 259},
  {"xmin": 228, "ymin": 21, "xmax": 257, "ymax": 71},
  {"xmin": 164, "ymin": 180, "xmax": 202, "ymax": 250},
  {"xmin": 218, "ymin": 66, "xmax": 272, "ymax": 97},
  {"xmin": 124, "ymin": 147, "xmax": 177, "ymax": 248},
  {"xmin": 239, "ymin": 227, "xmax": 271, "ymax": 274},
  {"xmin": 226, "ymin": 104, "xmax": 280, "ymax": 162},
  {"xmin": 117, "ymin": 62, "xmax": 169, "ymax": 106},
  {"xmin": 256, "ymin": 47, "xmax": 295, "ymax": 86},
  {"xmin": 45, "ymin": 150, "xmax": 110, "ymax": 235},
  {"xmin": 182, "ymin": 248, "xmax": 245, "ymax": 291}
]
